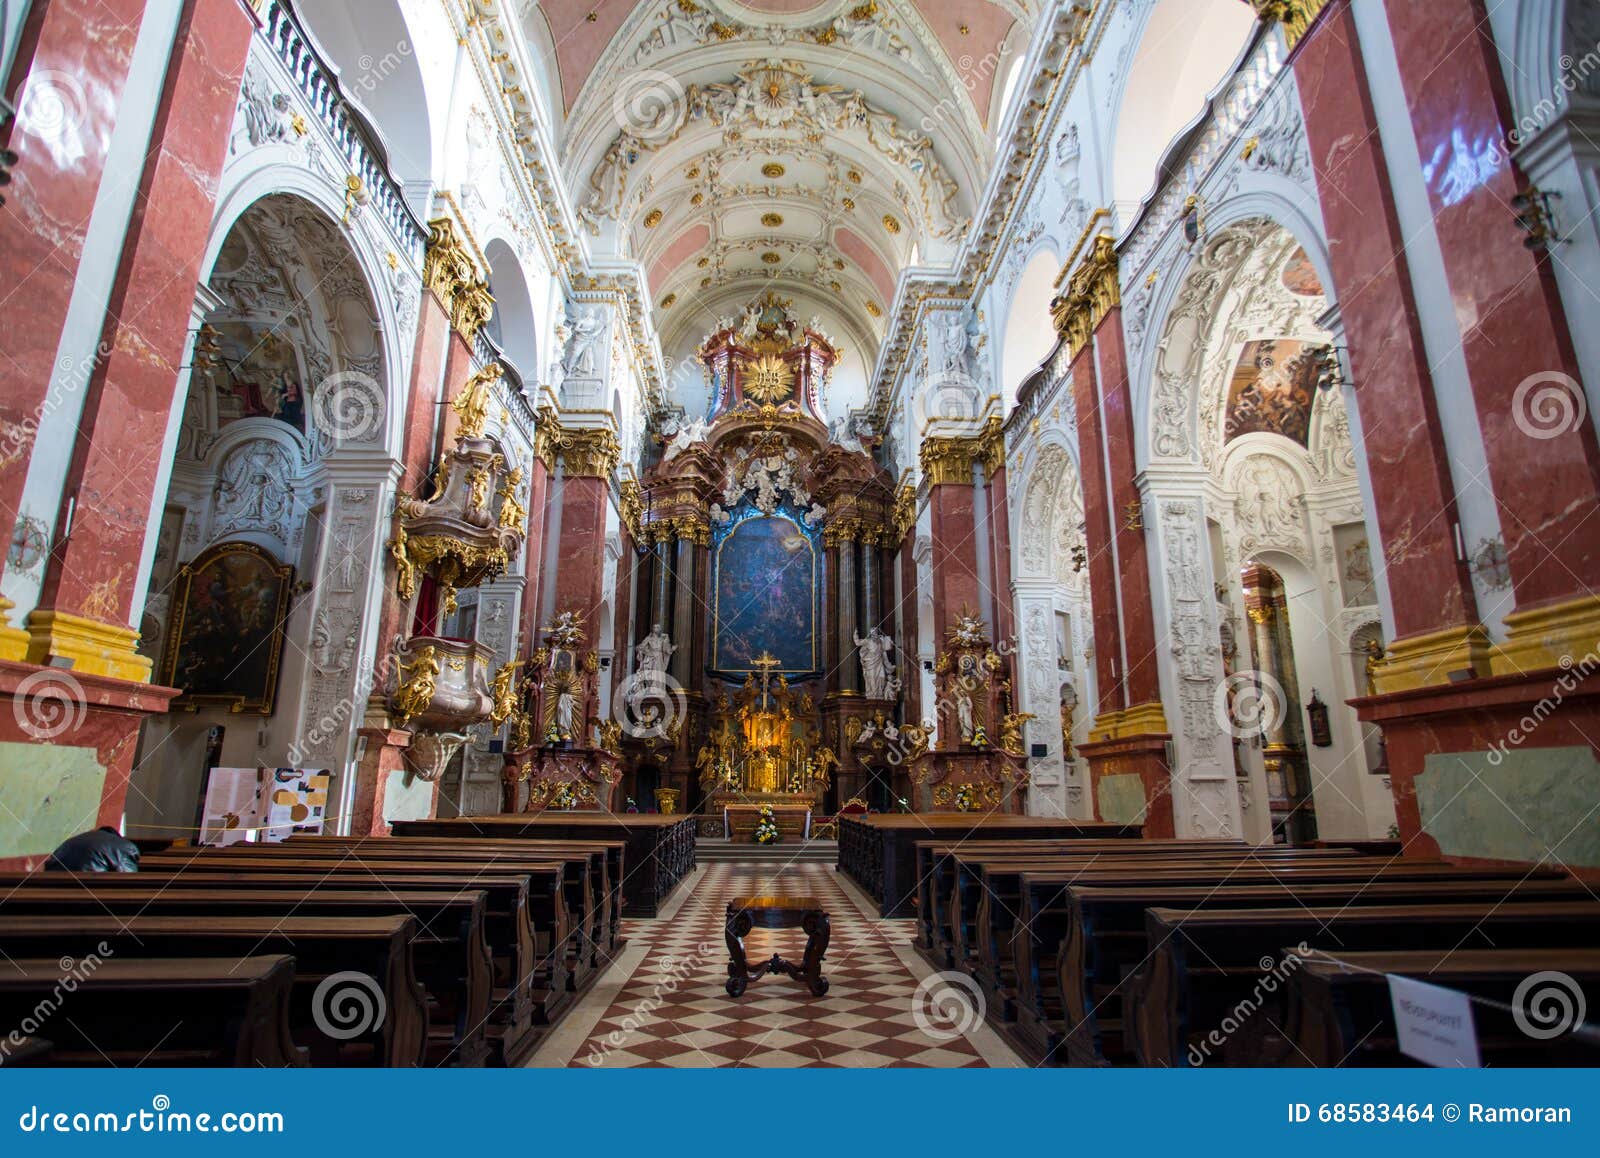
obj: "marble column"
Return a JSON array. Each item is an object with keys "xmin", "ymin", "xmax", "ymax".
[
  {"xmin": 669, "ymin": 533, "xmax": 697, "ymax": 686},
  {"xmin": 26, "ymin": 0, "xmax": 254, "ymax": 683},
  {"xmin": 861, "ymin": 537, "xmax": 881, "ymax": 635},
  {"xmin": 1069, "ymin": 347, "xmax": 1124, "ymax": 718},
  {"xmin": 0, "ymin": 0, "xmax": 150, "ymax": 615},
  {"xmin": 922, "ymin": 449, "xmax": 983, "ymax": 637},
  {"xmin": 649, "ymin": 532, "xmax": 674, "ymax": 638},
  {"xmin": 985, "ymin": 456, "xmax": 1017, "ymax": 652},
  {"xmin": 1292, "ymin": 0, "xmax": 1485, "ymax": 689},
  {"xmin": 1384, "ymin": 0, "xmax": 1600, "ymax": 671},
  {"xmin": 835, "ymin": 529, "xmax": 859, "ymax": 693}
]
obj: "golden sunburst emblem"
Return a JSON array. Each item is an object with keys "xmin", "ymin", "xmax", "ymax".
[{"xmin": 742, "ymin": 354, "xmax": 794, "ymax": 403}]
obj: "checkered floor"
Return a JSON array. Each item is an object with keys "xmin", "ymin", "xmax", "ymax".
[{"xmin": 539, "ymin": 860, "xmax": 1020, "ymax": 1068}]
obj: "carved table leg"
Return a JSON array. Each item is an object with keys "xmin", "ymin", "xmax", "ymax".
[
  {"xmin": 800, "ymin": 910, "xmax": 831, "ymax": 997},
  {"xmin": 725, "ymin": 907, "xmax": 754, "ymax": 997}
]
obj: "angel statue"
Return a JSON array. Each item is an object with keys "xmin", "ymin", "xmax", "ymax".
[
  {"xmin": 853, "ymin": 627, "xmax": 900, "ymax": 701},
  {"xmin": 488, "ymin": 660, "xmax": 519, "ymax": 728}
]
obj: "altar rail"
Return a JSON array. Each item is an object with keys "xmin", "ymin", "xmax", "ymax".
[{"xmin": 837, "ymin": 814, "xmax": 1141, "ymax": 918}]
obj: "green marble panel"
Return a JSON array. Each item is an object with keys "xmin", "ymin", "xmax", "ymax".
[
  {"xmin": 1097, "ymin": 772, "xmax": 1149, "ymax": 825},
  {"xmin": 0, "ymin": 741, "xmax": 108, "ymax": 858},
  {"xmin": 1417, "ymin": 746, "xmax": 1600, "ymax": 867}
]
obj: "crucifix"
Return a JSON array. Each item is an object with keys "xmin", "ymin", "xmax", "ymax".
[{"xmin": 752, "ymin": 651, "xmax": 782, "ymax": 704}]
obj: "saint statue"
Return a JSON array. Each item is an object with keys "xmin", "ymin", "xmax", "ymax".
[
  {"xmin": 634, "ymin": 624, "xmax": 677, "ymax": 679},
  {"xmin": 853, "ymin": 627, "xmax": 900, "ymax": 701}
]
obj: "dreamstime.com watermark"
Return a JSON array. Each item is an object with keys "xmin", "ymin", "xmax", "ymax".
[
  {"xmin": 1, "ymin": 946, "xmax": 113, "ymax": 1060},
  {"xmin": 1186, "ymin": 942, "xmax": 1311, "ymax": 1067},
  {"xmin": 1512, "ymin": 970, "xmax": 1589, "ymax": 1041},
  {"xmin": 1487, "ymin": 644, "xmax": 1599, "ymax": 765},
  {"xmin": 16, "ymin": 1096, "xmax": 284, "ymax": 1135},
  {"xmin": 582, "ymin": 942, "xmax": 716, "ymax": 1066}
]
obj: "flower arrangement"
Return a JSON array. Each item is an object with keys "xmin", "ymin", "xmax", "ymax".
[
  {"xmin": 953, "ymin": 784, "xmax": 977, "ymax": 813},
  {"xmin": 549, "ymin": 782, "xmax": 579, "ymax": 811},
  {"xmin": 753, "ymin": 803, "xmax": 781, "ymax": 844}
]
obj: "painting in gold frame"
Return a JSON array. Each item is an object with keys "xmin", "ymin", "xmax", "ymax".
[{"xmin": 158, "ymin": 541, "xmax": 295, "ymax": 715}]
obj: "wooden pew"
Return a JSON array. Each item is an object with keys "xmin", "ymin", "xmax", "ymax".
[
  {"xmin": 0, "ymin": 956, "xmax": 306, "ymax": 1067},
  {"xmin": 1009, "ymin": 861, "xmax": 1572, "ymax": 1064},
  {"xmin": 0, "ymin": 886, "xmax": 492, "ymax": 1068},
  {"xmin": 145, "ymin": 842, "xmax": 602, "ymax": 994},
  {"xmin": 914, "ymin": 837, "xmax": 1248, "ymax": 958},
  {"xmin": 288, "ymin": 834, "xmax": 627, "ymax": 958},
  {"xmin": 2, "ymin": 866, "xmax": 557, "ymax": 1067},
  {"xmin": 1056, "ymin": 877, "xmax": 1593, "ymax": 1066},
  {"xmin": 839, "ymin": 815, "xmax": 1141, "ymax": 918},
  {"xmin": 1132, "ymin": 901, "xmax": 1600, "ymax": 1067},
  {"xmin": 0, "ymin": 915, "xmax": 426, "ymax": 1066},
  {"xmin": 390, "ymin": 814, "xmax": 695, "ymax": 918},
  {"xmin": 1285, "ymin": 948, "xmax": 1600, "ymax": 1067}
]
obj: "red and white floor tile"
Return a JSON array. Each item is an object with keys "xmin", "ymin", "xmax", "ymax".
[{"xmin": 525, "ymin": 858, "xmax": 1022, "ymax": 1068}]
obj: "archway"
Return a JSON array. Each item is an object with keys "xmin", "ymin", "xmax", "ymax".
[
  {"xmin": 1012, "ymin": 441, "xmax": 1094, "ymax": 818},
  {"xmin": 126, "ymin": 193, "xmax": 394, "ymax": 839},
  {"xmin": 1142, "ymin": 215, "xmax": 1394, "ymax": 841},
  {"xmin": 484, "ymin": 238, "xmax": 539, "ymax": 385}
]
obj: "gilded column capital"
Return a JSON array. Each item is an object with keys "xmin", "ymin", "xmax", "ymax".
[
  {"xmin": 619, "ymin": 480, "xmax": 645, "ymax": 540},
  {"xmin": 1049, "ymin": 234, "xmax": 1120, "ymax": 357},
  {"xmin": 892, "ymin": 482, "xmax": 917, "ymax": 541},
  {"xmin": 919, "ymin": 434, "xmax": 982, "ymax": 486},
  {"xmin": 559, "ymin": 427, "xmax": 622, "ymax": 478},
  {"xmin": 423, "ymin": 216, "xmax": 495, "ymax": 342},
  {"xmin": 1248, "ymin": 0, "xmax": 1327, "ymax": 48}
]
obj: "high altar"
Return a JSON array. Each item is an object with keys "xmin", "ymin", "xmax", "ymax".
[{"xmin": 604, "ymin": 292, "xmax": 1032, "ymax": 830}]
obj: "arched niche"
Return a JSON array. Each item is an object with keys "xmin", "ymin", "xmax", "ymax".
[
  {"xmin": 485, "ymin": 237, "xmax": 540, "ymax": 383},
  {"xmin": 1001, "ymin": 248, "xmax": 1062, "ymax": 411},
  {"xmin": 1109, "ymin": 0, "xmax": 1259, "ymax": 219}
]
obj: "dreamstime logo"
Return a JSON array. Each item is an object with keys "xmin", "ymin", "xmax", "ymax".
[
  {"xmin": 314, "ymin": 371, "xmax": 383, "ymax": 443},
  {"xmin": 1512, "ymin": 970, "xmax": 1587, "ymax": 1041},
  {"xmin": 911, "ymin": 971, "xmax": 985, "ymax": 1042},
  {"xmin": 1213, "ymin": 670, "xmax": 1286, "ymax": 741},
  {"xmin": 1511, "ymin": 371, "xmax": 1587, "ymax": 440},
  {"xmin": 18, "ymin": 70, "xmax": 86, "ymax": 150},
  {"xmin": 12, "ymin": 669, "xmax": 87, "ymax": 740},
  {"xmin": 612, "ymin": 670, "xmax": 687, "ymax": 740},
  {"xmin": 916, "ymin": 369, "xmax": 984, "ymax": 429},
  {"xmin": 311, "ymin": 970, "xmax": 386, "ymax": 1041},
  {"xmin": 612, "ymin": 69, "xmax": 687, "ymax": 145}
]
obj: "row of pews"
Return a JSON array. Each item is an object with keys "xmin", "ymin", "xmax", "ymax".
[
  {"xmin": 838, "ymin": 815, "xmax": 1142, "ymax": 918},
  {"xmin": 912, "ymin": 834, "xmax": 1600, "ymax": 1066},
  {"xmin": 0, "ymin": 828, "xmax": 651, "ymax": 1068}
]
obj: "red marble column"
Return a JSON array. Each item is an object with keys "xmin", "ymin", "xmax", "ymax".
[
  {"xmin": 27, "ymin": 0, "xmax": 254, "ymax": 678},
  {"xmin": 1094, "ymin": 308, "xmax": 1161, "ymax": 708},
  {"xmin": 985, "ymin": 461, "xmax": 1016, "ymax": 652},
  {"xmin": 0, "ymin": 0, "xmax": 147, "ymax": 560},
  {"xmin": 1293, "ymin": 1, "xmax": 1480, "ymax": 649},
  {"xmin": 551, "ymin": 475, "xmax": 610, "ymax": 644},
  {"xmin": 823, "ymin": 539, "xmax": 842, "ymax": 686},
  {"xmin": 369, "ymin": 289, "xmax": 450, "ymax": 682},
  {"xmin": 516, "ymin": 452, "xmax": 552, "ymax": 654},
  {"xmin": 927, "ymin": 479, "xmax": 981, "ymax": 638},
  {"xmin": 1070, "ymin": 348, "xmax": 1123, "ymax": 717},
  {"xmin": 1384, "ymin": 0, "xmax": 1600, "ymax": 615}
]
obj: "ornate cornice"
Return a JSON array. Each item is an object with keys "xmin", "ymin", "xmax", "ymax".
[{"xmin": 1050, "ymin": 234, "xmax": 1120, "ymax": 357}]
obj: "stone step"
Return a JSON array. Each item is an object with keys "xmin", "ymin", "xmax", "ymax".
[{"xmin": 696, "ymin": 839, "xmax": 837, "ymax": 863}]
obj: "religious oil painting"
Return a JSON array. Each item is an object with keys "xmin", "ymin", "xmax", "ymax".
[
  {"xmin": 159, "ymin": 541, "xmax": 296, "ymax": 715},
  {"xmin": 713, "ymin": 513, "xmax": 818, "ymax": 677},
  {"xmin": 203, "ymin": 319, "xmax": 308, "ymax": 432},
  {"xmin": 1223, "ymin": 338, "xmax": 1324, "ymax": 446}
]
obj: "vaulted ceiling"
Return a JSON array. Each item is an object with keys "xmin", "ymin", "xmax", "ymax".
[{"xmin": 517, "ymin": 1, "xmax": 1036, "ymax": 407}]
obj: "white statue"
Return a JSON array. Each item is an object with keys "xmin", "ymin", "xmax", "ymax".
[
  {"xmin": 634, "ymin": 624, "xmax": 677, "ymax": 678},
  {"xmin": 854, "ymin": 628, "xmax": 900, "ymax": 701},
  {"xmin": 555, "ymin": 684, "xmax": 578, "ymax": 738},
  {"xmin": 663, "ymin": 417, "xmax": 709, "ymax": 461},
  {"xmin": 955, "ymin": 684, "xmax": 975, "ymax": 741},
  {"xmin": 563, "ymin": 307, "xmax": 605, "ymax": 378}
]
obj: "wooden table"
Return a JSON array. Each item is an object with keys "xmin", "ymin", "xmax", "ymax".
[{"xmin": 724, "ymin": 896, "xmax": 831, "ymax": 998}]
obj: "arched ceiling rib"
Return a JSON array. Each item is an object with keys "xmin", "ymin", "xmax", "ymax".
[{"xmin": 522, "ymin": 0, "xmax": 1035, "ymax": 377}]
